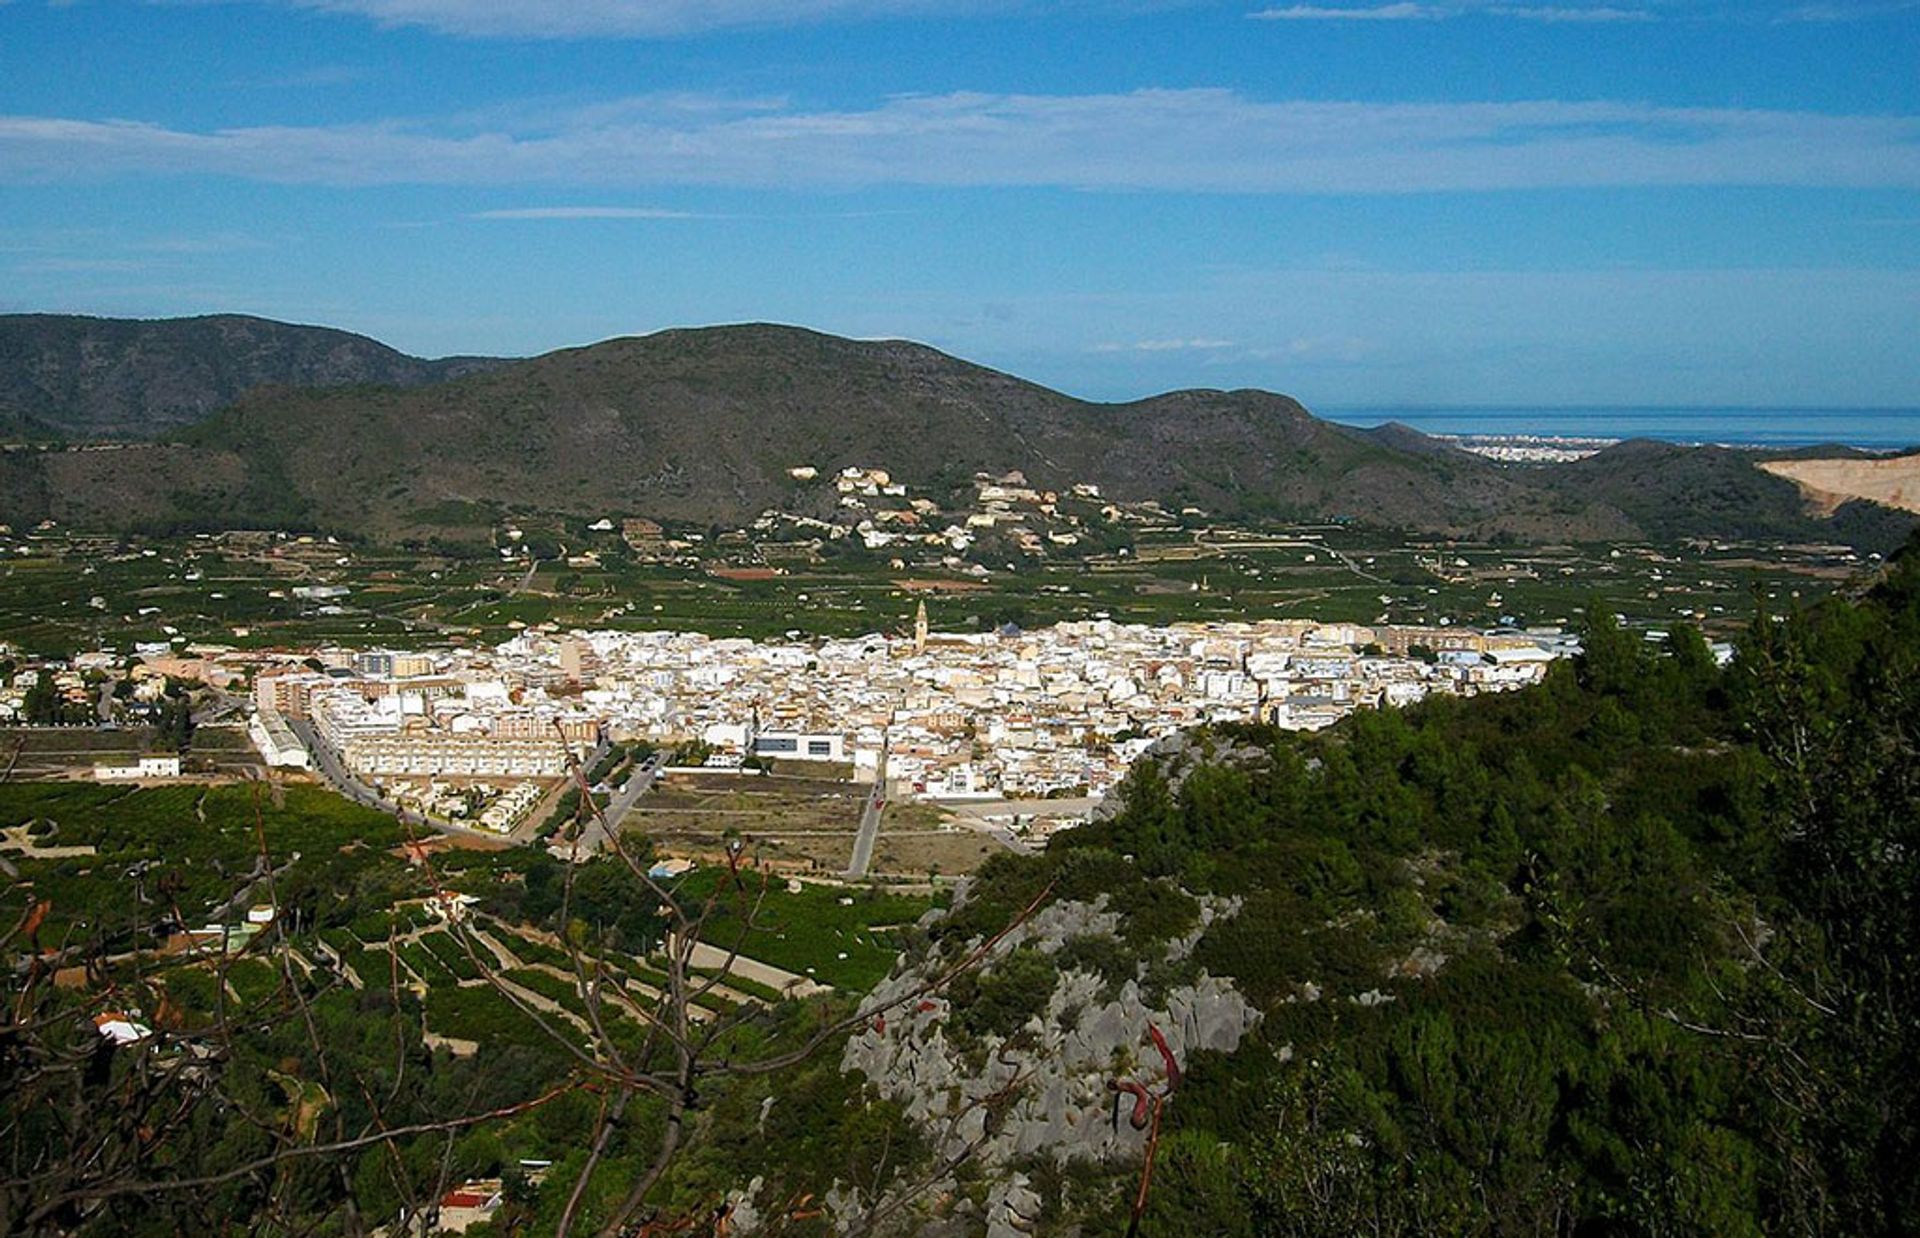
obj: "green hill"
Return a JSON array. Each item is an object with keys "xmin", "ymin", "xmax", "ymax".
[
  {"xmin": 0, "ymin": 318, "xmax": 1910, "ymax": 550},
  {"xmin": 1553, "ymin": 438, "xmax": 1917, "ymax": 547},
  {"xmin": 158, "ymin": 322, "xmax": 1605, "ymax": 541},
  {"xmin": 0, "ymin": 313, "xmax": 504, "ymax": 441}
]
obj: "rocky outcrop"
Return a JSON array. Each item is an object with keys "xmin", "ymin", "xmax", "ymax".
[
  {"xmin": 841, "ymin": 895, "xmax": 1259, "ymax": 1172},
  {"xmin": 1088, "ymin": 729, "xmax": 1277, "ymax": 823}
]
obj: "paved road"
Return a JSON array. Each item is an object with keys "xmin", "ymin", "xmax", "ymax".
[
  {"xmin": 287, "ymin": 716, "xmax": 512, "ymax": 847},
  {"xmin": 845, "ymin": 743, "xmax": 889, "ymax": 879},
  {"xmin": 192, "ymin": 686, "xmax": 246, "ymax": 728},
  {"xmin": 678, "ymin": 939, "xmax": 831, "ymax": 998},
  {"xmin": 578, "ymin": 752, "xmax": 665, "ymax": 854},
  {"xmin": 508, "ymin": 555, "xmax": 542, "ymax": 596},
  {"xmin": 510, "ymin": 733, "xmax": 611, "ymax": 846}
]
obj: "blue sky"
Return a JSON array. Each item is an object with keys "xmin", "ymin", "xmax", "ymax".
[{"xmin": 1, "ymin": 0, "xmax": 1917, "ymax": 407}]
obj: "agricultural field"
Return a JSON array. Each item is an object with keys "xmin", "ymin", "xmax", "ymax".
[
  {"xmin": 0, "ymin": 722, "xmax": 263, "ymax": 780},
  {"xmin": 0, "ymin": 520, "xmax": 1868, "ymax": 659},
  {"xmin": 0, "ymin": 725, "xmax": 156, "ymax": 780},
  {"xmin": 0, "ymin": 780, "xmax": 411, "ymax": 945},
  {"xmin": 1, "ymin": 773, "xmax": 936, "ymax": 1075},
  {"xmin": 657, "ymin": 867, "xmax": 943, "ymax": 992}
]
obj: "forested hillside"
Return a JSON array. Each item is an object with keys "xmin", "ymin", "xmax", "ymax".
[{"xmin": 941, "ymin": 534, "xmax": 1918, "ymax": 1233}]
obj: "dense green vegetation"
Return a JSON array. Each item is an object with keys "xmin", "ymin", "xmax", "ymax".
[
  {"xmin": 939, "ymin": 535, "xmax": 1920, "ymax": 1234},
  {"xmin": 0, "ymin": 782, "xmax": 410, "ymax": 943}
]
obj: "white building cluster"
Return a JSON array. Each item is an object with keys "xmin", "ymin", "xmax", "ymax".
[
  {"xmin": 485, "ymin": 617, "xmax": 1562, "ymax": 800},
  {"xmin": 253, "ymin": 650, "xmax": 601, "ymax": 780}
]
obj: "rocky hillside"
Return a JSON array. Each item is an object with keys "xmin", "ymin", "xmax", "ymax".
[
  {"xmin": 0, "ymin": 313, "xmax": 504, "ymax": 440},
  {"xmin": 836, "ymin": 890, "xmax": 1258, "ymax": 1233}
]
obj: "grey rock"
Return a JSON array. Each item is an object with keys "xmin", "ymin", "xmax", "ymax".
[
  {"xmin": 724, "ymin": 1176, "xmax": 766, "ymax": 1233},
  {"xmin": 843, "ymin": 897, "xmax": 1261, "ymax": 1173},
  {"xmin": 1165, "ymin": 893, "xmax": 1243, "ymax": 962},
  {"xmin": 985, "ymin": 1172, "xmax": 1043, "ymax": 1238}
]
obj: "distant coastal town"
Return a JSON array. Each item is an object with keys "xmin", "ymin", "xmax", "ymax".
[{"xmin": 1442, "ymin": 435, "xmax": 1614, "ymax": 463}]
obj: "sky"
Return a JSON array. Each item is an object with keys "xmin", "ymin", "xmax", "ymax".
[{"xmin": 1, "ymin": 0, "xmax": 1917, "ymax": 408}]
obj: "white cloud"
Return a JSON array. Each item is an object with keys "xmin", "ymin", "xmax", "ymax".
[
  {"xmin": 471, "ymin": 205, "xmax": 703, "ymax": 219},
  {"xmin": 235, "ymin": 63, "xmax": 376, "ymax": 88},
  {"xmin": 1773, "ymin": 1, "xmax": 1920, "ymax": 21},
  {"xmin": 1269, "ymin": 335, "xmax": 1379, "ymax": 361},
  {"xmin": 1136, "ymin": 337, "xmax": 1237, "ymax": 351},
  {"xmin": 1096, "ymin": 337, "xmax": 1237, "ymax": 352},
  {"xmin": 2, "ymin": 92, "xmax": 1916, "ymax": 193},
  {"xmin": 14, "ymin": 257, "xmax": 169, "ymax": 274},
  {"xmin": 130, "ymin": 233, "xmax": 273, "ymax": 253},
  {"xmin": 291, "ymin": 0, "xmax": 1669, "ymax": 36},
  {"xmin": 1251, "ymin": 1, "xmax": 1653, "ymax": 18},
  {"xmin": 961, "ymin": 266, "xmax": 1920, "ymax": 406},
  {"xmin": 292, "ymin": 0, "xmax": 1024, "ymax": 38},
  {"xmin": 1249, "ymin": 3, "xmax": 1440, "ymax": 18},
  {"xmin": 1487, "ymin": 4, "xmax": 1652, "ymax": 18}
]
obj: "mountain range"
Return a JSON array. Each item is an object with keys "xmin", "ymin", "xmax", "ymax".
[{"xmin": 0, "ymin": 315, "xmax": 1910, "ymax": 551}]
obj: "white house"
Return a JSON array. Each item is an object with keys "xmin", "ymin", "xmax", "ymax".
[{"xmin": 95, "ymin": 755, "xmax": 182, "ymax": 781}]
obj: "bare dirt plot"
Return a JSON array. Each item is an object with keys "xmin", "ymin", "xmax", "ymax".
[
  {"xmin": 870, "ymin": 828, "xmax": 1003, "ymax": 877},
  {"xmin": 1760, "ymin": 456, "xmax": 1920, "ymax": 516},
  {"xmin": 623, "ymin": 772, "xmax": 1006, "ymax": 876},
  {"xmin": 622, "ymin": 773, "xmax": 864, "ymax": 870}
]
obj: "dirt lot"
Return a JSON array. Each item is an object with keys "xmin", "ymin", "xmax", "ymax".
[{"xmin": 621, "ymin": 770, "xmax": 1007, "ymax": 876}]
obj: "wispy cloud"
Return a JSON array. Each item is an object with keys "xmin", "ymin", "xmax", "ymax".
[
  {"xmin": 1772, "ymin": 1, "xmax": 1920, "ymax": 20},
  {"xmin": 1263, "ymin": 334, "xmax": 1379, "ymax": 362},
  {"xmin": 1250, "ymin": 1, "xmax": 1652, "ymax": 19},
  {"xmin": 1249, "ymin": 3, "xmax": 1440, "ymax": 18},
  {"xmin": 1095, "ymin": 337, "xmax": 1237, "ymax": 352},
  {"xmin": 291, "ymin": 0, "xmax": 1030, "ymax": 39},
  {"xmin": 1487, "ymin": 4, "xmax": 1652, "ymax": 19},
  {"xmin": 233, "ymin": 63, "xmax": 375, "ymax": 89},
  {"xmin": 468, "ymin": 204, "xmax": 908, "ymax": 221},
  {"xmin": 14, "ymin": 257, "xmax": 170, "ymax": 274},
  {"xmin": 471, "ymin": 206, "xmax": 705, "ymax": 219},
  {"xmin": 129, "ymin": 233, "xmax": 273, "ymax": 253},
  {"xmin": 2, "ymin": 91, "xmax": 1916, "ymax": 193}
]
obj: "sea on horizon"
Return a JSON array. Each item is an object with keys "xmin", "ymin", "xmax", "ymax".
[{"xmin": 1319, "ymin": 407, "xmax": 1920, "ymax": 452}]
